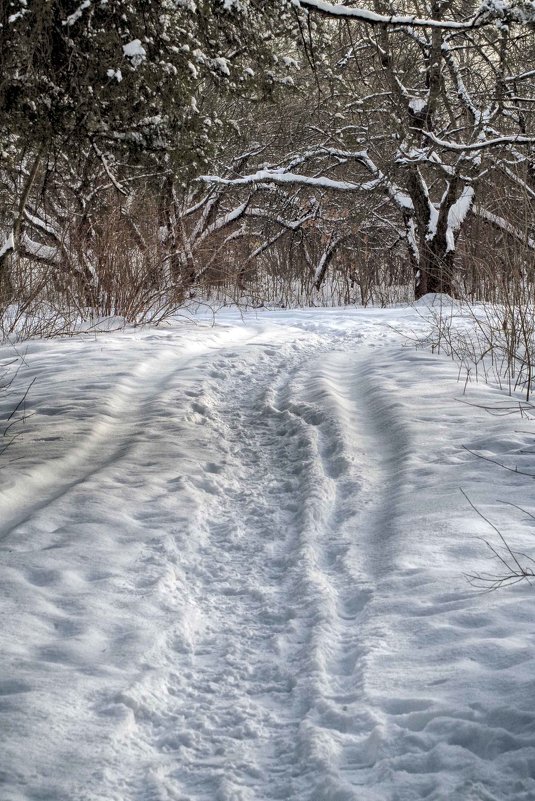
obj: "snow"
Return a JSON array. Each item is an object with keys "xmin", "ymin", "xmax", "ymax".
[
  {"xmin": 473, "ymin": 205, "xmax": 535, "ymax": 250},
  {"xmin": 0, "ymin": 231, "xmax": 14, "ymax": 259},
  {"xmin": 202, "ymin": 167, "xmax": 413, "ymax": 211},
  {"xmin": 423, "ymin": 130, "xmax": 535, "ymax": 151},
  {"xmin": 406, "ymin": 217, "xmax": 419, "ymax": 263},
  {"xmin": 295, "ymin": 0, "xmax": 480, "ymax": 28},
  {"xmin": 409, "ymin": 97, "xmax": 426, "ymax": 114},
  {"xmin": 413, "ymin": 291, "xmax": 459, "ymax": 307},
  {"xmin": 201, "ymin": 169, "xmax": 371, "ymax": 192},
  {"xmin": 446, "ymin": 186, "xmax": 475, "ymax": 252},
  {"xmin": 20, "ymin": 233, "xmax": 60, "ymax": 264},
  {"xmin": 122, "ymin": 39, "xmax": 147, "ymax": 66},
  {"xmin": 213, "ymin": 57, "xmax": 231, "ymax": 76},
  {"xmin": 106, "ymin": 68, "xmax": 123, "ymax": 83},
  {"xmin": 282, "ymin": 56, "xmax": 299, "ymax": 69},
  {"xmin": 506, "ymin": 68, "xmax": 535, "ymax": 82},
  {"xmin": 2, "ymin": 304, "xmax": 535, "ymax": 800},
  {"xmin": 63, "ymin": 0, "xmax": 91, "ymax": 27},
  {"xmin": 426, "ymin": 200, "xmax": 439, "ymax": 240}
]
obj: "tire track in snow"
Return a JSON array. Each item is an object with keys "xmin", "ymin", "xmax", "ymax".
[
  {"xmin": 350, "ymin": 351, "xmax": 412, "ymax": 580},
  {"xmin": 269, "ymin": 349, "xmax": 412, "ymax": 799},
  {"xmin": 0, "ymin": 352, "xmax": 177, "ymax": 542},
  {"xmin": 0, "ymin": 339, "xmax": 250, "ymax": 544}
]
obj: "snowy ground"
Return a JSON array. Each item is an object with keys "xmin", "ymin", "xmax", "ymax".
[{"xmin": 2, "ymin": 304, "xmax": 535, "ymax": 801}]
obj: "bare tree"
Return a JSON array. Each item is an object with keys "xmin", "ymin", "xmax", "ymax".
[{"xmin": 204, "ymin": 0, "xmax": 535, "ymax": 299}]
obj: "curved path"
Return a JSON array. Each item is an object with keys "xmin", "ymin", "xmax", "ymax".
[{"xmin": 2, "ymin": 308, "xmax": 535, "ymax": 801}]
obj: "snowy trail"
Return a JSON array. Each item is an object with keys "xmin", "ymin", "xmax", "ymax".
[
  {"xmin": 103, "ymin": 335, "xmax": 393, "ymax": 801},
  {"xmin": 3, "ymin": 307, "xmax": 535, "ymax": 800}
]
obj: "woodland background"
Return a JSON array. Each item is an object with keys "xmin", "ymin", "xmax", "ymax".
[{"xmin": 1, "ymin": 0, "xmax": 534, "ymax": 336}]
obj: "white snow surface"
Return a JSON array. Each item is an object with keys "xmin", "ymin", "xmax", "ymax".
[
  {"xmin": 2, "ymin": 305, "xmax": 535, "ymax": 800},
  {"xmin": 409, "ymin": 98, "xmax": 426, "ymax": 114},
  {"xmin": 122, "ymin": 39, "xmax": 147, "ymax": 66}
]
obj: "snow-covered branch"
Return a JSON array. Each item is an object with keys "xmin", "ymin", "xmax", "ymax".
[
  {"xmin": 201, "ymin": 169, "xmax": 368, "ymax": 193},
  {"xmin": 195, "ymin": 201, "xmax": 251, "ymax": 247},
  {"xmin": 297, "ymin": 0, "xmax": 535, "ymax": 28},
  {"xmin": 473, "ymin": 205, "xmax": 535, "ymax": 250},
  {"xmin": 297, "ymin": 0, "xmax": 482, "ymax": 29},
  {"xmin": 505, "ymin": 69, "xmax": 535, "ymax": 83},
  {"xmin": 421, "ymin": 131, "xmax": 535, "ymax": 151},
  {"xmin": 20, "ymin": 234, "xmax": 61, "ymax": 265},
  {"xmin": 201, "ymin": 155, "xmax": 414, "ymax": 213},
  {"xmin": 91, "ymin": 142, "xmax": 128, "ymax": 197}
]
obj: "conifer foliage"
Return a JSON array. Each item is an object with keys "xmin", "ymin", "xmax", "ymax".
[{"xmin": 0, "ymin": 0, "xmax": 289, "ymax": 171}]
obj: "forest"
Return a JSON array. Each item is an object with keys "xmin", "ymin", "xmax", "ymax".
[
  {"xmin": 4, "ymin": 5, "xmax": 535, "ymax": 800},
  {"xmin": 1, "ymin": 0, "xmax": 534, "ymax": 335}
]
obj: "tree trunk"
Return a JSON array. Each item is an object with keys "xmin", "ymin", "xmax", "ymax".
[
  {"xmin": 0, "ymin": 147, "xmax": 45, "ymax": 300},
  {"xmin": 414, "ymin": 239, "xmax": 455, "ymax": 300}
]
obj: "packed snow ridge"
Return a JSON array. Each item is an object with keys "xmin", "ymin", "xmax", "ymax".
[{"xmin": 2, "ymin": 305, "xmax": 535, "ymax": 801}]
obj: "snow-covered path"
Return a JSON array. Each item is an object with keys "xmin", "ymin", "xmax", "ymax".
[{"xmin": 3, "ymin": 307, "xmax": 535, "ymax": 801}]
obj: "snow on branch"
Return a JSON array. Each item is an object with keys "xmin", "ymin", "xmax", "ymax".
[
  {"xmin": 0, "ymin": 233, "xmax": 14, "ymax": 262},
  {"xmin": 297, "ymin": 0, "xmax": 535, "ymax": 28},
  {"xmin": 296, "ymin": 0, "xmax": 482, "ymax": 29},
  {"xmin": 473, "ymin": 205, "xmax": 535, "ymax": 250},
  {"xmin": 282, "ymin": 146, "xmax": 414, "ymax": 210},
  {"xmin": 184, "ymin": 191, "xmax": 218, "ymax": 219},
  {"xmin": 420, "ymin": 131, "xmax": 535, "ymax": 151},
  {"xmin": 314, "ymin": 234, "xmax": 345, "ymax": 290},
  {"xmin": 446, "ymin": 186, "xmax": 474, "ymax": 252},
  {"xmin": 201, "ymin": 169, "xmax": 367, "ymax": 192},
  {"xmin": 92, "ymin": 142, "xmax": 129, "ymax": 196},
  {"xmin": 63, "ymin": 0, "xmax": 92, "ymax": 27},
  {"xmin": 195, "ymin": 201, "xmax": 250, "ymax": 246},
  {"xmin": 505, "ymin": 69, "xmax": 535, "ymax": 83},
  {"xmin": 323, "ymin": 148, "xmax": 414, "ymax": 210},
  {"xmin": 20, "ymin": 234, "xmax": 61, "ymax": 265},
  {"xmin": 441, "ymin": 41, "xmax": 481, "ymax": 124},
  {"xmin": 246, "ymin": 207, "xmax": 317, "ymax": 231},
  {"xmin": 24, "ymin": 209, "xmax": 62, "ymax": 239},
  {"xmin": 500, "ymin": 165, "xmax": 535, "ymax": 201},
  {"xmin": 201, "ymin": 164, "xmax": 414, "ymax": 213}
]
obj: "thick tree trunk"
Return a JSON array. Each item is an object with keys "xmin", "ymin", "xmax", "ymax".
[{"xmin": 414, "ymin": 243, "xmax": 455, "ymax": 299}]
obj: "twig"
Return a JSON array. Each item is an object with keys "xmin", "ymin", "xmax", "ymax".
[
  {"xmin": 462, "ymin": 444, "xmax": 535, "ymax": 477},
  {"xmin": 461, "ymin": 489, "xmax": 535, "ymax": 589},
  {"xmin": 4, "ymin": 377, "xmax": 36, "ymax": 431}
]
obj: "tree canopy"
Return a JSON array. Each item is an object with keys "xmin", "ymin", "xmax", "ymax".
[{"xmin": 0, "ymin": 0, "xmax": 534, "ymax": 319}]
